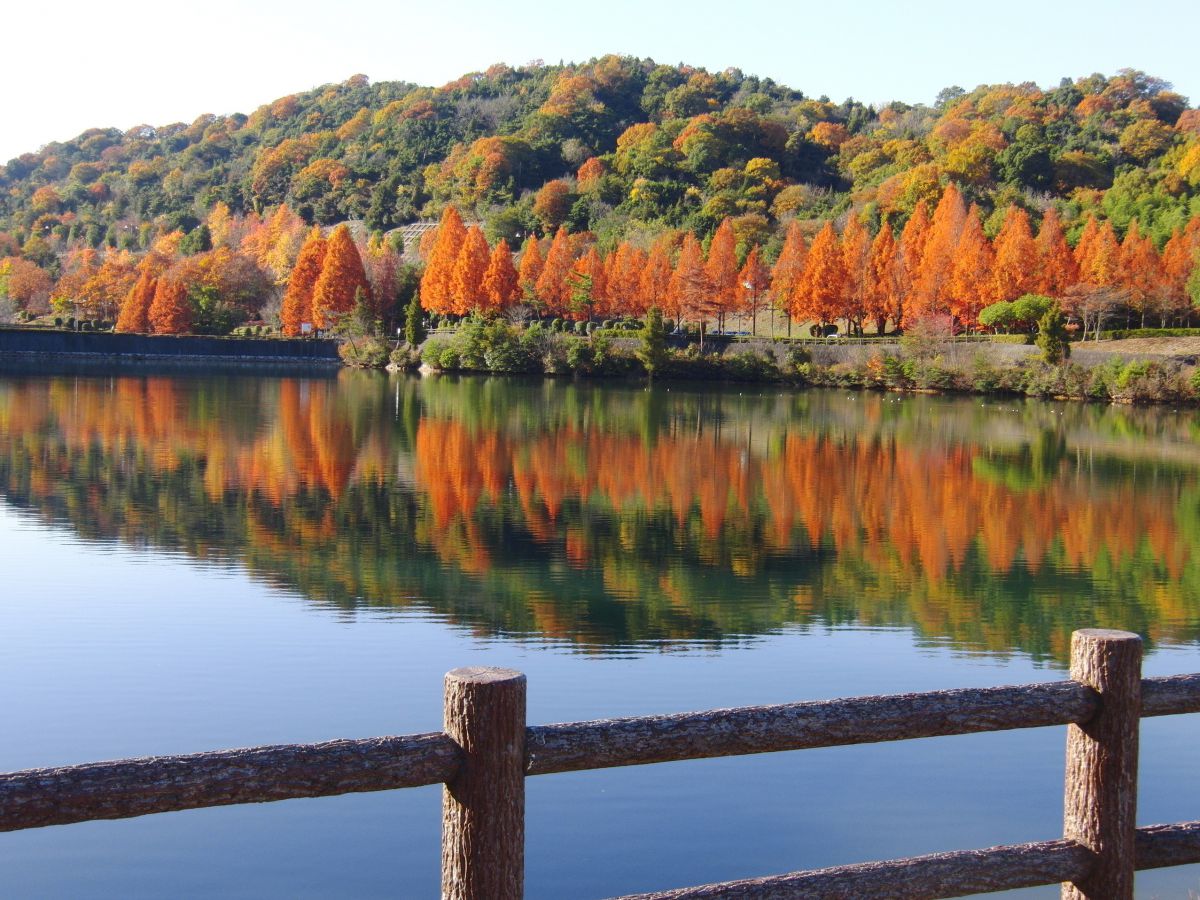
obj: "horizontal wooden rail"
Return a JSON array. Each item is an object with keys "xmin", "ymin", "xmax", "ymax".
[
  {"xmin": 525, "ymin": 680, "xmax": 1096, "ymax": 776},
  {"xmin": 3, "ymin": 676, "xmax": 1198, "ymax": 833},
  {"xmin": 610, "ymin": 822, "xmax": 1200, "ymax": 900},
  {"xmin": 0, "ymin": 733, "xmax": 460, "ymax": 832}
]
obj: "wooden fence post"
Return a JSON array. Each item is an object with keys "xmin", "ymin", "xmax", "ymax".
[
  {"xmin": 1062, "ymin": 628, "xmax": 1142, "ymax": 899},
  {"xmin": 441, "ymin": 667, "xmax": 526, "ymax": 900}
]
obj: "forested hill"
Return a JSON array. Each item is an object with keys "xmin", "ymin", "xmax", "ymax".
[{"xmin": 3, "ymin": 57, "xmax": 1199, "ymax": 255}]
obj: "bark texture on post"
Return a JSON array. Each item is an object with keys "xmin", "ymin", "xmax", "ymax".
[
  {"xmin": 1062, "ymin": 629, "xmax": 1142, "ymax": 900},
  {"xmin": 441, "ymin": 667, "xmax": 526, "ymax": 900}
]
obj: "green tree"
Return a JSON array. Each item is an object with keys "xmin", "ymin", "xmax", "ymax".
[
  {"xmin": 1036, "ymin": 303, "xmax": 1071, "ymax": 365},
  {"xmin": 404, "ymin": 289, "xmax": 426, "ymax": 346},
  {"xmin": 638, "ymin": 306, "xmax": 669, "ymax": 377}
]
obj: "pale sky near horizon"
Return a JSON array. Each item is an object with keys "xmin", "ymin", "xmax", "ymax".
[{"xmin": 3, "ymin": 0, "xmax": 1197, "ymax": 163}]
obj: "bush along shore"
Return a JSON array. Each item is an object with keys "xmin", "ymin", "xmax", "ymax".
[{"xmin": 351, "ymin": 311, "xmax": 1200, "ymax": 406}]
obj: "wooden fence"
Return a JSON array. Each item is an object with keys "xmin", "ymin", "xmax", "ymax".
[{"xmin": 3, "ymin": 628, "xmax": 1199, "ymax": 898}]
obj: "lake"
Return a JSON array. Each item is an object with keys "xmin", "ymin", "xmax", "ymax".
[{"xmin": 0, "ymin": 368, "xmax": 1197, "ymax": 898}]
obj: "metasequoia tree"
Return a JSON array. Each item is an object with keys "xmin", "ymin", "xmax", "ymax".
[
  {"xmin": 516, "ymin": 237, "xmax": 545, "ymax": 308},
  {"xmin": 669, "ymin": 234, "xmax": 715, "ymax": 343},
  {"xmin": 280, "ymin": 227, "xmax": 326, "ymax": 335},
  {"xmin": 450, "ymin": 226, "xmax": 491, "ymax": 315},
  {"xmin": 1035, "ymin": 208, "xmax": 1078, "ymax": 297},
  {"xmin": 736, "ymin": 247, "xmax": 771, "ymax": 335},
  {"xmin": 864, "ymin": 226, "xmax": 901, "ymax": 335},
  {"xmin": 794, "ymin": 221, "xmax": 847, "ymax": 329},
  {"xmin": 482, "ymin": 239, "xmax": 519, "ymax": 313},
  {"xmin": 840, "ymin": 217, "xmax": 871, "ymax": 334},
  {"xmin": 148, "ymin": 277, "xmax": 192, "ymax": 334},
  {"xmin": 312, "ymin": 224, "xmax": 371, "ymax": 329},
  {"xmin": 705, "ymin": 218, "xmax": 739, "ymax": 331},
  {"xmin": 115, "ymin": 267, "xmax": 157, "ymax": 333},
  {"xmin": 949, "ymin": 204, "xmax": 995, "ymax": 326},
  {"xmin": 991, "ymin": 206, "xmax": 1038, "ymax": 303},
  {"xmin": 535, "ymin": 227, "xmax": 575, "ymax": 316},
  {"xmin": 896, "ymin": 203, "xmax": 931, "ymax": 328},
  {"xmin": 770, "ymin": 221, "xmax": 807, "ymax": 331},
  {"xmin": 914, "ymin": 182, "xmax": 966, "ymax": 318},
  {"xmin": 420, "ymin": 206, "xmax": 466, "ymax": 313},
  {"xmin": 641, "ymin": 236, "xmax": 675, "ymax": 318}
]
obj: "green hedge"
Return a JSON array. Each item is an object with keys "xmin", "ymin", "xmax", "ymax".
[{"xmin": 1098, "ymin": 328, "xmax": 1200, "ymax": 340}]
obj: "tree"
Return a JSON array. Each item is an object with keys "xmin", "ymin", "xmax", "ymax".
[
  {"xmin": 148, "ymin": 277, "xmax": 193, "ymax": 334},
  {"xmin": 420, "ymin": 206, "xmax": 466, "ymax": 314},
  {"xmin": 312, "ymin": 224, "xmax": 372, "ymax": 330},
  {"xmin": 482, "ymin": 239, "xmax": 519, "ymax": 314},
  {"xmin": 535, "ymin": 227, "xmax": 574, "ymax": 316},
  {"xmin": 404, "ymin": 290, "xmax": 426, "ymax": 346},
  {"xmin": 1034, "ymin": 207, "xmax": 1078, "ymax": 297},
  {"xmin": 794, "ymin": 222, "xmax": 846, "ymax": 330},
  {"xmin": 568, "ymin": 247, "xmax": 606, "ymax": 321},
  {"xmin": 516, "ymin": 236, "xmax": 545, "ymax": 309},
  {"xmin": 607, "ymin": 242, "xmax": 648, "ymax": 317},
  {"xmin": 705, "ymin": 218, "xmax": 739, "ymax": 332},
  {"xmin": 991, "ymin": 206, "xmax": 1038, "ymax": 303},
  {"xmin": 533, "ymin": 180, "xmax": 573, "ymax": 233},
  {"xmin": 949, "ymin": 204, "xmax": 994, "ymax": 327},
  {"xmin": 115, "ymin": 267, "xmax": 156, "ymax": 333},
  {"xmin": 864, "ymin": 226, "xmax": 901, "ymax": 336},
  {"xmin": 914, "ymin": 183, "xmax": 966, "ymax": 317},
  {"xmin": 1118, "ymin": 219, "xmax": 1162, "ymax": 326},
  {"xmin": 641, "ymin": 235, "xmax": 675, "ymax": 317},
  {"xmin": 1036, "ymin": 303, "xmax": 1071, "ymax": 364},
  {"xmin": 281, "ymin": 227, "xmax": 326, "ymax": 335},
  {"xmin": 897, "ymin": 202, "xmax": 931, "ymax": 329},
  {"xmin": 736, "ymin": 247, "xmax": 770, "ymax": 335},
  {"xmin": 770, "ymin": 222, "xmax": 807, "ymax": 332},
  {"xmin": 669, "ymin": 234, "xmax": 715, "ymax": 346},
  {"xmin": 450, "ymin": 226, "xmax": 490, "ymax": 315},
  {"xmin": 638, "ymin": 306, "xmax": 669, "ymax": 376},
  {"xmin": 840, "ymin": 217, "xmax": 871, "ymax": 334}
]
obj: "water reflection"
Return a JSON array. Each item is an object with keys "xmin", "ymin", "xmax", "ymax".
[{"xmin": 1, "ymin": 370, "xmax": 1197, "ymax": 661}]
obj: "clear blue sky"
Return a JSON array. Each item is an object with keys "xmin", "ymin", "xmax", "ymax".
[{"xmin": 3, "ymin": 0, "xmax": 1197, "ymax": 162}]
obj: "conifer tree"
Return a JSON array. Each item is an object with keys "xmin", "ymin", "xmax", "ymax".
[
  {"xmin": 991, "ymin": 206, "xmax": 1038, "ymax": 303},
  {"xmin": 148, "ymin": 277, "xmax": 192, "ymax": 334},
  {"xmin": 669, "ymin": 234, "xmax": 714, "ymax": 345},
  {"xmin": 420, "ymin": 206, "xmax": 466, "ymax": 314},
  {"xmin": 1034, "ymin": 208, "xmax": 1078, "ymax": 297},
  {"xmin": 736, "ymin": 247, "xmax": 771, "ymax": 335},
  {"xmin": 840, "ymin": 217, "xmax": 871, "ymax": 334},
  {"xmin": 795, "ymin": 221, "xmax": 847, "ymax": 330},
  {"xmin": 914, "ymin": 183, "xmax": 966, "ymax": 317},
  {"xmin": 281, "ymin": 227, "xmax": 326, "ymax": 335},
  {"xmin": 897, "ymin": 203, "xmax": 931, "ymax": 329},
  {"xmin": 115, "ymin": 267, "xmax": 156, "ymax": 333},
  {"xmin": 705, "ymin": 218, "xmax": 739, "ymax": 332},
  {"xmin": 641, "ymin": 236, "xmax": 675, "ymax": 317},
  {"xmin": 770, "ymin": 222, "xmax": 807, "ymax": 329},
  {"xmin": 312, "ymin": 224, "xmax": 371, "ymax": 330},
  {"xmin": 864, "ymin": 226, "xmax": 900, "ymax": 336},
  {"xmin": 517, "ymin": 236, "xmax": 545, "ymax": 310},
  {"xmin": 482, "ymin": 239, "xmax": 519, "ymax": 314},
  {"xmin": 535, "ymin": 227, "xmax": 574, "ymax": 316},
  {"xmin": 450, "ymin": 226, "xmax": 490, "ymax": 315},
  {"xmin": 949, "ymin": 204, "xmax": 995, "ymax": 326}
]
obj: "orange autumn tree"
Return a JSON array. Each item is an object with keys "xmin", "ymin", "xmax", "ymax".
[
  {"xmin": 606, "ymin": 241, "xmax": 648, "ymax": 317},
  {"xmin": 949, "ymin": 204, "xmax": 995, "ymax": 327},
  {"xmin": 450, "ymin": 226, "xmax": 491, "ymax": 315},
  {"xmin": 535, "ymin": 227, "xmax": 574, "ymax": 316},
  {"xmin": 420, "ymin": 206, "xmax": 466, "ymax": 314},
  {"xmin": 794, "ymin": 221, "xmax": 847, "ymax": 331},
  {"xmin": 840, "ymin": 217, "xmax": 871, "ymax": 334},
  {"xmin": 896, "ymin": 203, "xmax": 931, "ymax": 329},
  {"xmin": 1078, "ymin": 220, "xmax": 1122, "ymax": 288},
  {"xmin": 115, "ymin": 267, "xmax": 157, "ymax": 333},
  {"xmin": 481, "ymin": 239, "xmax": 519, "ymax": 314},
  {"xmin": 312, "ymin": 224, "xmax": 371, "ymax": 330},
  {"xmin": 516, "ymin": 236, "xmax": 545, "ymax": 308},
  {"xmin": 641, "ymin": 235, "xmax": 675, "ymax": 318},
  {"xmin": 280, "ymin": 227, "xmax": 326, "ymax": 335},
  {"xmin": 1119, "ymin": 219, "xmax": 1163, "ymax": 326},
  {"xmin": 704, "ymin": 218, "xmax": 739, "ymax": 332},
  {"xmin": 736, "ymin": 247, "xmax": 771, "ymax": 335},
  {"xmin": 1035, "ymin": 207, "xmax": 1079, "ymax": 297},
  {"xmin": 148, "ymin": 277, "xmax": 192, "ymax": 334},
  {"xmin": 864, "ymin": 225, "xmax": 901, "ymax": 335},
  {"xmin": 991, "ymin": 205, "xmax": 1038, "ymax": 303},
  {"xmin": 770, "ymin": 221, "xmax": 807, "ymax": 327},
  {"xmin": 914, "ymin": 183, "xmax": 966, "ymax": 318},
  {"xmin": 669, "ymin": 234, "xmax": 715, "ymax": 342},
  {"xmin": 568, "ymin": 247, "xmax": 608, "ymax": 320}
]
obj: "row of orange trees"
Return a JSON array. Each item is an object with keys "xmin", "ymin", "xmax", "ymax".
[{"xmin": 417, "ymin": 188, "xmax": 1200, "ymax": 333}]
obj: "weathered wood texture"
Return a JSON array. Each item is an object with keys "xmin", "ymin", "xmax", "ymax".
[
  {"xmin": 611, "ymin": 838, "xmax": 1095, "ymax": 900},
  {"xmin": 1134, "ymin": 820, "xmax": 1200, "ymax": 869},
  {"xmin": 1062, "ymin": 629, "xmax": 1142, "ymax": 900},
  {"xmin": 526, "ymin": 681, "xmax": 1097, "ymax": 776},
  {"xmin": 441, "ymin": 667, "xmax": 526, "ymax": 900},
  {"xmin": 1140, "ymin": 673, "xmax": 1200, "ymax": 717},
  {"xmin": 0, "ymin": 733, "xmax": 459, "ymax": 832}
]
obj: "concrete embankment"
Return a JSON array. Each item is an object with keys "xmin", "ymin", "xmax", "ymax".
[{"xmin": 0, "ymin": 328, "xmax": 341, "ymax": 369}]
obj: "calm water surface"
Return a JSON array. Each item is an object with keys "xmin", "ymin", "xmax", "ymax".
[{"xmin": 0, "ymin": 369, "xmax": 1197, "ymax": 898}]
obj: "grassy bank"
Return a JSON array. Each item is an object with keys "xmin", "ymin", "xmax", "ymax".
[{"xmin": 374, "ymin": 319, "xmax": 1200, "ymax": 406}]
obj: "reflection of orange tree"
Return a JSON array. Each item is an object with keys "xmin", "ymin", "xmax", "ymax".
[{"xmin": 1, "ymin": 374, "xmax": 1199, "ymax": 660}]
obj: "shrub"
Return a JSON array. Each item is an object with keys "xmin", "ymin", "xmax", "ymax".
[
  {"xmin": 389, "ymin": 343, "xmax": 422, "ymax": 369},
  {"xmin": 338, "ymin": 336, "xmax": 389, "ymax": 368}
]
